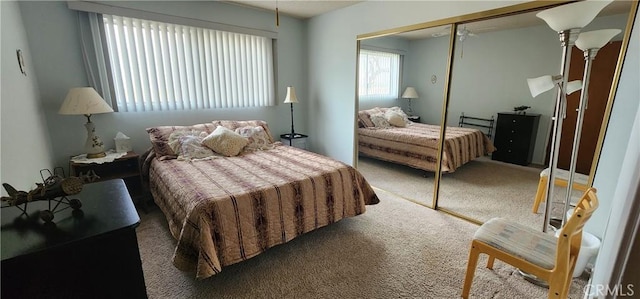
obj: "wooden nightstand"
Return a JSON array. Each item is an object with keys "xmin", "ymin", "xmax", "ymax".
[
  {"xmin": 408, "ymin": 115, "xmax": 421, "ymax": 123},
  {"xmin": 70, "ymin": 151, "xmax": 147, "ymax": 206},
  {"xmin": 280, "ymin": 133, "xmax": 308, "ymax": 150}
]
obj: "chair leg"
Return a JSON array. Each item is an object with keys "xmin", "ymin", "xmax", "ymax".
[
  {"xmin": 486, "ymin": 256, "xmax": 495, "ymax": 269},
  {"xmin": 462, "ymin": 242, "xmax": 481, "ymax": 299},
  {"xmin": 547, "ymin": 273, "xmax": 572, "ymax": 299},
  {"xmin": 533, "ymin": 176, "xmax": 548, "ymax": 213}
]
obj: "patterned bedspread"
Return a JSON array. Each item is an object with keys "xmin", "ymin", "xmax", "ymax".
[
  {"xmin": 149, "ymin": 144, "xmax": 379, "ymax": 279},
  {"xmin": 358, "ymin": 123, "xmax": 496, "ymax": 172}
]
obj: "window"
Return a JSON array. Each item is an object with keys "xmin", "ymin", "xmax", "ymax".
[
  {"xmin": 358, "ymin": 49, "xmax": 401, "ymax": 100},
  {"xmin": 95, "ymin": 14, "xmax": 275, "ymax": 112}
]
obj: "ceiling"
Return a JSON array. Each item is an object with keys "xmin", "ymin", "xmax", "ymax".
[{"xmin": 224, "ymin": 0, "xmax": 363, "ymax": 19}]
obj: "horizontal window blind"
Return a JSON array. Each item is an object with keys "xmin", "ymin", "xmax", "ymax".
[{"xmin": 101, "ymin": 14, "xmax": 275, "ymax": 112}]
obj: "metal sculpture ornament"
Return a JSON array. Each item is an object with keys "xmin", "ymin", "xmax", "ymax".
[{"xmin": 1, "ymin": 168, "xmax": 98, "ymax": 223}]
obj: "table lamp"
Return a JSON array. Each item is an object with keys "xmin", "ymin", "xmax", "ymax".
[{"xmin": 59, "ymin": 87, "xmax": 114, "ymax": 158}]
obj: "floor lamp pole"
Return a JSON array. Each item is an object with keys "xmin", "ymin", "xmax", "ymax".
[
  {"xmin": 561, "ymin": 48, "xmax": 597, "ymax": 227},
  {"xmin": 289, "ymin": 102, "xmax": 294, "ymax": 146},
  {"xmin": 542, "ymin": 29, "xmax": 579, "ymax": 233}
]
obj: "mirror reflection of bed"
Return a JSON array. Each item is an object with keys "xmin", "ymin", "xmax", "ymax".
[
  {"xmin": 356, "ymin": 26, "xmax": 450, "ymax": 208},
  {"xmin": 356, "ymin": 1, "xmax": 633, "ymax": 231}
]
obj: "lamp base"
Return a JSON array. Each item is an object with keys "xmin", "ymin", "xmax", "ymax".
[{"xmin": 86, "ymin": 152, "xmax": 107, "ymax": 159}]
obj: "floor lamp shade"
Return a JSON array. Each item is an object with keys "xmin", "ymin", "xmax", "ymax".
[
  {"xmin": 575, "ymin": 29, "xmax": 622, "ymax": 51},
  {"xmin": 536, "ymin": 0, "xmax": 612, "ymax": 32},
  {"xmin": 527, "ymin": 75, "xmax": 581, "ymax": 98},
  {"xmin": 59, "ymin": 87, "xmax": 114, "ymax": 158}
]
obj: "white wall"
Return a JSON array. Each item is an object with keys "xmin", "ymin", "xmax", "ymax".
[
  {"xmin": 1, "ymin": 1, "xmax": 55, "ymax": 194},
  {"xmin": 17, "ymin": 1, "xmax": 308, "ymax": 168},
  {"xmin": 590, "ymin": 9, "xmax": 640, "ymax": 290},
  {"xmin": 588, "ymin": 9, "xmax": 640, "ymax": 291}
]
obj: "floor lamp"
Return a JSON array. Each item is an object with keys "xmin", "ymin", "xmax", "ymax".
[
  {"xmin": 535, "ymin": 0, "xmax": 612, "ymax": 234},
  {"xmin": 283, "ymin": 86, "xmax": 299, "ymax": 146},
  {"xmin": 559, "ymin": 29, "xmax": 621, "ymax": 226}
]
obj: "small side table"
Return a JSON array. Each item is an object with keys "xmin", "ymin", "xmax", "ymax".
[
  {"xmin": 408, "ymin": 115, "xmax": 421, "ymax": 123},
  {"xmin": 70, "ymin": 151, "xmax": 147, "ymax": 207},
  {"xmin": 280, "ymin": 133, "xmax": 308, "ymax": 150}
]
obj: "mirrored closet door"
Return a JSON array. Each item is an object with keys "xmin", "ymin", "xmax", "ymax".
[
  {"xmin": 356, "ymin": 25, "xmax": 451, "ymax": 208},
  {"xmin": 436, "ymin": 1, "xmax": 635, "ymax": 229}
]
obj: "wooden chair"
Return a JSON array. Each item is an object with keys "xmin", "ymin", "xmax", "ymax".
[
  {"xmin": 462, "ymin": 187, "xmax": 599, "ymax": 299},
  {"xmin": 532, "ymin": 167, "xmax": 589, "ymax": 213}
]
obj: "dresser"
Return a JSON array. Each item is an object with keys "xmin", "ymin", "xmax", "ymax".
[
  {"xmin": 1, "ymin": 179, "xmax": 147, "ymax": 299},
  {"xmin": 491, "ymin": 112, "xmax": 540, "ymax": 166}
]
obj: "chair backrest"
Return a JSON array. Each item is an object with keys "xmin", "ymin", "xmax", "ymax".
[{"xmin": 554, "ymin": 187, "xmax": 599, "ymax": 274}]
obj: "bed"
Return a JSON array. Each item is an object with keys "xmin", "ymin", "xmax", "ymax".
[
  {"xmin": 142, "ymin": 120, "xmax": 379, "ymax": 279},
  {"xmin": 357, "ymin": 107, "xmax": 496, "ymax": 173}
]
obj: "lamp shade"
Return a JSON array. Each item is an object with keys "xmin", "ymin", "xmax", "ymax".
[
  {"xmin": 59, "ymin": 87, "xmax": 113, "ymax": 115},
  {"xmin": 401, "ymin": 87, "xmax": 419, "ymax": 99},
  {"xmin": 527, "ymin": 75, "xmax": 582, "ymax": 98},
  {"xmin": 527, "ymin": 75, "xmax": 559, "ymax": 98},
  {"xmin": 565, "ymin": 80, "xmax": 583, "ymax": 95},
  {"xmin": 283, "ymin": 86, "xmax": 298, "ymax": 104},
  {"xmin": 576, "ymin": 29, "xmax": 622, "ymax": 51},
  {"xmin": 536, "ymin": 0, "xmax": 612, "ymax": 32}
]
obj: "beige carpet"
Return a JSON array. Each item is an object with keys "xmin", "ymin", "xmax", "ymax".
[
  {"xmin": 357, "ymin": 156, "xmax": 580, "ymax": 230},
  {"xmin": 136, "ymin": 188, "xmax": 587, "ymax": 298}
]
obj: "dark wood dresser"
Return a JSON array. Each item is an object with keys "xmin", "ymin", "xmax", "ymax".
[
  {"xmin": 491, "ymin": 112, "xmax": 540, "ymax": 166},
  {"xmin": 1, "ymin": 179, "xmax": 147, "ymax": 299}
]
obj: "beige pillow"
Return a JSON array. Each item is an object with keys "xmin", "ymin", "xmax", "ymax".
[
  {"xmin": 202, "ymin": 126, "xmax": 249, "ymax": 157},
  {"xmin": 385, "ymin": 110, "xmax": 407, "ymax": 127},
  {"xmin": 370, "ymin": 112, "xmax": 391, "ymax": 128}
]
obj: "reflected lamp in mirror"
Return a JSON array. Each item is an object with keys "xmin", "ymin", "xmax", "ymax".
[
  {"xmin": 283, "ymin": 86, "xmax": 299, "ymax": 145},
  {"xmin": 576, "ymin": 29, "xmax": 621, "ymax": 52},
  {"xmin": 526, "ymin": 75, "xmax": 581, "ymax": 98},
  {"xmin": 401, "ymin": 87, "xmax": 419, "ymax": 115},
  {"xmin": 59, "ymin": 87, "xmax": 114, "ymax": 158}
]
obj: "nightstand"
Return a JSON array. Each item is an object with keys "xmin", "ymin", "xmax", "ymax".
[
  {"xmin": 408, "ymin": 115, "xmax": 421, "ymax": 123},
  {"xmin": 70, "ymin": 151, "xmax": 147, "ymax": 206},
  {"xmin": 280, "ymin": 133, "xmax": 308, "ymax": 150}
]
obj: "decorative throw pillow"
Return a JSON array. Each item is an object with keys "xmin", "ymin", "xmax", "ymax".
[
  {"xmin": 176, "ymin": 135, "xmax": 218, "ymax": 160},
  {"xmin": 235, "ymin": 126, "xmax": 273, "ymax": 151},
  {"xmin": 386, "ymin": 106, "xmax": 412, "ymax": 124},
  {"xmin": 370, "ymin": 112, "xmax": 392, "ymax": 128},
  {"xmin": 168, "ymin": 130, "xmax": 207, "ymax": 154},
  {"xmin": 358, "ymin": 108, "xmax": 382, "ymax": 128},
  {"xmin": 211, "ymin": 120, "xmax": 275, "ymax": 143},
  {"xmin": 202, "ymin": 126, "xmax": 249, "ymax": 157},
  {"xmin": 146, "ymin": 123, "xmax": 217, "ymax": 159},
  {"xmin": 385, "ymin": 110, "xmax": 407, "ymax": 127}
]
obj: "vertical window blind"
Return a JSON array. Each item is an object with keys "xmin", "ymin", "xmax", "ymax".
[
  {"xmin": 358, "ymin": 49, "xmax": 401, "ymax": 100},
  {"xmin": 100, "ymin": 14, "xmax": 275, "ymax": 112}
]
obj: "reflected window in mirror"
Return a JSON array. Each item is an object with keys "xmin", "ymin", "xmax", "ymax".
[{"xmin": 358, "ymin": 49, "xmax": 401, "ymax": 101}]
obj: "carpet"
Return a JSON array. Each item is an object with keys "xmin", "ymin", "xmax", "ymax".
[
  {"xmin": 357, "ymin": 156, "xmax": 580, "ymax": 230},
  {"xmin": 136, "ymin": 188, "xmax": 587, "ymax": 298}
]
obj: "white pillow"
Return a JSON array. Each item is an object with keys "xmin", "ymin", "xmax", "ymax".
[
  {"xmin": 370, "ymin": 112, "xmax": 391, "ymax": 128},
  {"xmin": 202, "ymin": 126, "xmax": 249, "ymax": 157},
  {"xmin": 388, "ymin": 106, "xmax": 411, "ymax": 124},
  {"xmin": 235, "ymin": 126, "xmax": 274, "ymax": 151},
  {"xmin": 385, "ymin": 110, "xmax": 407, "ymax": 127}
]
